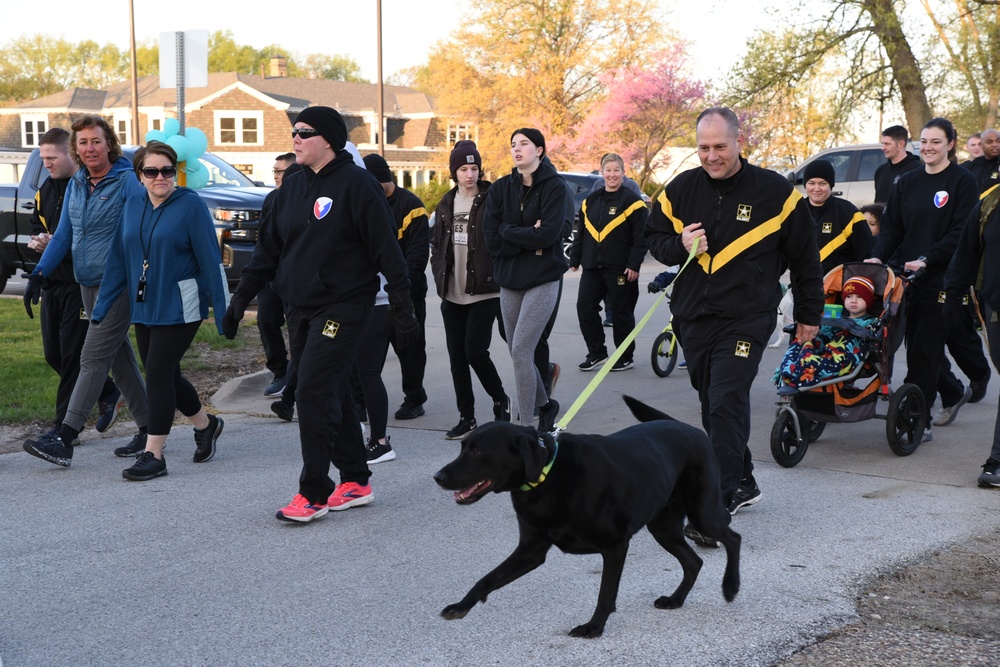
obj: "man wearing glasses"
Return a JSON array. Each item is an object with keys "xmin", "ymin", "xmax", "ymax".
[
  {"xmin": 222, "ymin": 107, "xmax": 418, "ymax": 523},
  {"xmin": 254, "ymin": 152, "xmax": 298, "ymax": 399}
]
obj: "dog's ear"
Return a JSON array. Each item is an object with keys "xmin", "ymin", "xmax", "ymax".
[{"xmin": 512, "ymin": 431, "xmax": 550, "ymax": 484}]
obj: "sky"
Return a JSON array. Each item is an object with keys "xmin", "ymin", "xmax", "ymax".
[{"xmin": 2, "ymin": 0, "xmax": 780, "ymax": 86}]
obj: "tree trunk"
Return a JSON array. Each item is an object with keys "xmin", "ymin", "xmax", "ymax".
[{"xmin": 862, "ymin": 0, "xmax": 933, "ymax": 132}]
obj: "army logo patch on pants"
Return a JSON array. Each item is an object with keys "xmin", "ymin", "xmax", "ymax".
[
  {"xmin": 735, "ymin": 341, "xmax": 751, "ymax": 358},
  {"xmin": 323, "ymin": 320, "xmax": 340, "ymax": 339}
]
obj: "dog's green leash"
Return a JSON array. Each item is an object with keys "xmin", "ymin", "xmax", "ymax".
[{"xmin": 552, "ymin": 242, "xmax": 699, "ymax": 434}]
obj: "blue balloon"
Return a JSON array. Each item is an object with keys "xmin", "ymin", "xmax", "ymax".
[
  {"xmin": 145, "ymin": 129, "xmax": 167, "ymax": 144},
  {"xmin": 185, "ymin": 127, "xmax": 208, "ymax": 160},
  {"xmin": 163, "ymin": 118, "xmax": 180, "ymax": 137},
  {"xmin": 185, "ymin": 160, "xmax": 209, "ymax": 189},
  {"xmin": 166, "ymin": 134, "xmax": 191, "ymax": 162}
]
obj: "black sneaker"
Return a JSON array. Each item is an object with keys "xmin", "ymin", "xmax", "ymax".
[
  {"xmin": 727, "ymin": 477, "xmax": 763, "ymax": 515},
  {"xmin": 193, "ymin": 414, "xmax": 223, "ymax": 463},
  {"xmin": 538, "ymin": 399, "xmax": 560, "ymax": 433},
  {"xmin": 602, "ymin": 316, "xmax": 613, "ymax": 327},
  {"xmin": 578, "ymin": 354, "xmax": 608, "ymax": 371},
  {"xmin": 683, "ymin": 523, "xmax": 719, "ymax": 548},
  {"xmin": 271, "ymin": 399, "xmax": 294, "ymax": 422},
  {"xmin": 610, "ymin": 359, "xmax": 634, "ymax": 372},
  {"xmin": 95, "ymin": 385, "xmax": 124, "ymax": 433},
  {"xmin": 970, "ymin": 371, "xmax": 991, "ymax": 403},
  {"xmin": 123, "ymin": 451, "xmax": 167, "ymax": 481},
  {"xmin": 978, "ymin": 459, "xmax": 1000, "ymax": 488},
  {"xmin": 394, "ymin": 401, "xmax": 425, "ymax": 420},
  {"xmin": 44, "ymin": 427, "xmax": 79, "ymax": 447},
  {"xmin": 445, "ymin": 418, "xmax": 477, "ymax": 440},
  {"xmin": 114, "ymin": 432, "xmax": 149, "ymax": 458},
  {"xmin": 24, "ymin": 432, "xmax": 73, "ymax": 467},
  {"xmin": 366, "ymin": 435, "xmax": 396, "ymax": 464},
  {"xmin": 493, "ymin": 396, "xmax": 511, "ymax": 422}
]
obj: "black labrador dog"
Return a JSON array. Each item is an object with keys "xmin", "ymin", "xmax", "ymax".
[{"xmin": 432, "ymin": 395, "xmax": 740, "ymax": 638}]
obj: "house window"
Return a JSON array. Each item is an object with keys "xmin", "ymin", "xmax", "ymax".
[
  {"xmin": 448, "ymin": 123, "xmax": 473, "ymax": 144},
  {"xmin": 148, "ymin": 115, "xmax": 165, "ymax": 133},
  {"xmin": 114, "ymin": 116, "xmax": 130, "ymax": 144},
  {"xmin": 214, "ymin": 111, "xmax": 263, "ymax": 146},
  {"xmin": 21, "ymin": 115, "xmax": 48, "ymax": 148}
]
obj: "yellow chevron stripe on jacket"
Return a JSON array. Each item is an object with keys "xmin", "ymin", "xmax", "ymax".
[
  {"xmin": 398, "ymin": 206, "xmax": 427, "ymax": 240},
  {"xmin": 818, "ymin": 210, "xmax": 866, "ymax": 262},
  {"xmin": 656, "ymin": 189, "xmax": 801, "ymax": 274},
  {"xmin": 581, "ymin": 199, "xmax": 646, "ymax": 242},
  {"xmin": 34, "ymin": 189, "xmax": 50, "ymax": 232}
]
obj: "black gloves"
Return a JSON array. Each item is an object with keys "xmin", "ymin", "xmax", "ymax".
[
  {"xmin": 388, "ymin": 288, "xmax": 420, "ymax": 351},
  {"xmin": 941, "ymin": 287, "xmax": 967, "ymax": 324},
  {"xmin": 222, "ymin": 289, "xmax": 252, "ymax": 340},
  {"xmin": 22, "ymin": 273, "xmax": 43, "ymax": 319}
]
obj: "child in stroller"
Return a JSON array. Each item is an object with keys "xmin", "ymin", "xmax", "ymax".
[{"xmin": 775, "ymin": 276, "xmax": 880, "ymax": 389}]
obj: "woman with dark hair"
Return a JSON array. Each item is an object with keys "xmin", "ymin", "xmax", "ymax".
[
  {"xmin": 867, "ymin": 117, "xmax": 979, "ymax": 442},
  {"xmin": 92, "ymin": 141, "xmax": 229, "ymax": 481},
  {"xmin": 432, "ymin": 140, "xmax": 510, "ymax": 439},
  {"xmin": 483, "ymin": 128, "xmax": 570, "ymax": 433}
]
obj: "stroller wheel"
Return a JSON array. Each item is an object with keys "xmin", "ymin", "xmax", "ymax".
[
  {"xmin": 771, "ymin": 409, "xmax": 809, "ymax": 467},
  {"xmin": 806, "ymin": 420, "xmax": 826, "ymax": 443},
  {"xmin": 886, "ymin": 383, "xmax": 927, "ymax": 456},
  {"xmin": 650, "ymin": 331, "xmax": 678, "ymax": 377}
]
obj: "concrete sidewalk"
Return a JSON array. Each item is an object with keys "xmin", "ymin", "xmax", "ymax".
[{"xmin": 3, "ymin": 262, "xmax": 1000, "ymax": 666}]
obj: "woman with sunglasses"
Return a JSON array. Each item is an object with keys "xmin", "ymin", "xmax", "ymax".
[{"xmin": 92, "ymin": 141, "xmax": 229, "ymax": 481}]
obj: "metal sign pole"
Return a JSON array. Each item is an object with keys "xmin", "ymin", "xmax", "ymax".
[{"xmin": 176, "ymin": 31, "xmax": 186, "ymax": 133}]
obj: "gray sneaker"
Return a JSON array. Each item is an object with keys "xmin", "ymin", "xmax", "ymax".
[{"xmin": 932, "ymin": 386, "xmax": 973, "ymax": 426}]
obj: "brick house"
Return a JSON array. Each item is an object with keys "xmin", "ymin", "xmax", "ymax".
[{"xmin": 0, "ymin": 63, "xmax": 470, "ymax": 187}]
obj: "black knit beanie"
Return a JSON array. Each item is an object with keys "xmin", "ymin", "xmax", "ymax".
[
  {"xmin": 510, "ymin": 128, "xmax": 546, "ymax": 156},
  {"xmin": 362, "ymin": 154, "xmax": 394, "ymax": 183},
  {"xmin": 803, "ymin": 159, "xmax": 836, "ymax": 188},
  {"xmin": 449, "ymin": 140, "xmax": 482, "ymax": 180},
  {"xmin": 294, "ymin": 106, "xmax": 347, "ymax": 152}
]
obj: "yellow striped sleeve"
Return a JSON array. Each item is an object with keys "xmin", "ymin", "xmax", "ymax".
[{"xmin": 397, "ymin": 206, "xmax": 428, "ymax": 240}]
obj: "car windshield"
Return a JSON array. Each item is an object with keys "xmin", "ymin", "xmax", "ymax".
[{"xmin": 190, "ymin": 153, "xmax": 257, "ymax": 187}]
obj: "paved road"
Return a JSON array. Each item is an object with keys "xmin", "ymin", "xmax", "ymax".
[{"xmin": 3, "ymin": 260, "xmax": 1000, "ymax": 666}]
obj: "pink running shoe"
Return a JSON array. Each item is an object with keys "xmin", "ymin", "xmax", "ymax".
[
  {"xmin": 328, "ymin": 482, "xmax": 374, "ymax": 511},
  {"xmin": 275, "ymin": 493, "xmax": 329, "ymax": 523}
]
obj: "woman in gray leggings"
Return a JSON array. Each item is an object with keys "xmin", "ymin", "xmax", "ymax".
[{"xmin": 483, "ymin": 128, "xmax": 572, "ymax": 432}]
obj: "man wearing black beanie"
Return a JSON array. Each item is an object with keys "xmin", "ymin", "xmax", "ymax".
[
  {"xmin": 362, "ymin": 153, "xmax": 431, "ymax": 420},
  {"xmin": 222, "ymin": 106, "xmax": 419, "ymax": 523}
]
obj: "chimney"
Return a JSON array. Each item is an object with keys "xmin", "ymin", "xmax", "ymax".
[{"xmin": 269, "ymin": 55, "xmax": 288, "ymax": 78}]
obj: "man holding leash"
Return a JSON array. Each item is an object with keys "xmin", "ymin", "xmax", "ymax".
[{"xmin": 645, "ymin": 107, "xmax": 824, "ymax": 542}]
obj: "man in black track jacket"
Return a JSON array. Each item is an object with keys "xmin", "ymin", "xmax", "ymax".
[
  {"xmin": 645, "ymin": 107, "xmax": 824, "ymax": 532},
  {"xmin": 362, "ymin": 153, "xmax": 430, "ymax": 420}
]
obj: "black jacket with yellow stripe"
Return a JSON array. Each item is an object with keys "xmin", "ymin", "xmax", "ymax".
[
  {"xmin": 29, "ymin": 176, "xmax": 74, "ymax": 285},
  {"xmin": 802, "ymin": 195, "xmax": 873, "ymax": 274},
  {"xmin": 644, "ymin": 158, "xmax": 824, "ymax": 325},
  {"xmin": 569, "ymin": 186, "xmax": 648, "ymax": 272},
  {"xmin": 387, "ymin": 185, "xmax": 430, "ymax": 298}
]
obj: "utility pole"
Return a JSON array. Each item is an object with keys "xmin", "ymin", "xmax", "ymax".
[
  {"xmin": 128, "ymin": 0, "xmax": 140, "ymax": 144},
  {"xmin": 377, "ymin": 0, "xmax": 384, "ymax": 157}
]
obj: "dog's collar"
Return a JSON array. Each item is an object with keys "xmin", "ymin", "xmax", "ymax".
[{"xmin": 520, "ymin": 437, "xmax": 558, "ymax": 491}]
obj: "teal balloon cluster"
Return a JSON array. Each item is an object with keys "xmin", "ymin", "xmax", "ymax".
[{"xmin": 144, "ymin": 123, "xmax": 210, "ymax": 189}]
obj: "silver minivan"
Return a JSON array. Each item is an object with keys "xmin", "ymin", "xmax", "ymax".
[{"xmin": 785, "ymin": 143, "xmax": 920, "ymax": 207}]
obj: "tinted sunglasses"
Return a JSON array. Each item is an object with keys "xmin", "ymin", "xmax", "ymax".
[
  {"xmin": 291, "ymin": 128, "xmax": 321, "ymax": 139},
  {"xmin": 140, "ymin": 166, "xmax": 176, "ymax": 179}
]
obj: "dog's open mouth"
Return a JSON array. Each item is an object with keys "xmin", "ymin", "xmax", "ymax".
[{"xmin": 454, "ymin": 480, "xmax": 492, "ymax": 504}]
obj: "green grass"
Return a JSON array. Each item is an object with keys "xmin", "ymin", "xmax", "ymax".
[{"xmin": 0, "ymin": 299, "xmax": 250, "ymax": 424}]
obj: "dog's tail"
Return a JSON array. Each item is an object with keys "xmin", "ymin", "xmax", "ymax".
[{"xmin": 623, "ymin": 395, "xmax": 676, "ymax": 423}]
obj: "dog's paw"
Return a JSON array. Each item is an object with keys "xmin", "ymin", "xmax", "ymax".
[
  {"xmin": 440, "ymin": 604, "xmax": 471, "ymax": 620},
  {"xmin": 569, "ymin": 622, "xmax": 605, "ymax": 639},
  {"xmin": 654, "ymin": 594, "xmax": 685, "ymax": 610}
]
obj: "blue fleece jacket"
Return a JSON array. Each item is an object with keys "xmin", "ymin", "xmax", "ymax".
[
  {"xmin": 34, "ymin": 156, "xmax": 145, "ymax": 286},
  {"xmin": 92, "ymin": 187, "xmax": 229, "ymax": 333}
]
